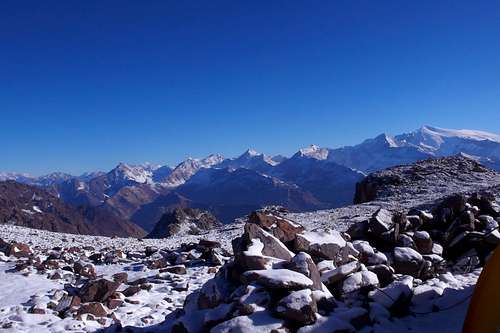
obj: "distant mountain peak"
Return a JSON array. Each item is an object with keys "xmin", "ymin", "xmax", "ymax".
[
  {"xmin": 243, "ymin": 148, "xmax": 259, "ymax": 157},
  {"xmin": 296, "ymin": 144, "xmax": 329, "ymax": 160}
]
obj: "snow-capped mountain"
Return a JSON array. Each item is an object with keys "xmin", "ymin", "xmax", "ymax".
[
  {"xmin": 394, "ymin": 125, "xmax": 500, "ymax": 170},
  {"xmin": 328, "ymin": 126, "xmax": 500, "ymax": 172},
  {"xmin": 161, "ymin": 154, "xmax": 225, "ymax": 187},
  {"xmin": 295, "ymin": 144, "xmax": 330, "ymax": 160},
  {"xmin": 35, "ymin": 172, "xmax": 74, "ymax": 187},
  {"xmin": 108, "ymin": 163, "xmax": 155, "ymax": 185},
  {"xmin": 0, "ymin": 172, "xmax": 36, "ymax": 184},
  {"xmin": 217, "ymin": 149, "xmax": 278, "ymax": 174}
]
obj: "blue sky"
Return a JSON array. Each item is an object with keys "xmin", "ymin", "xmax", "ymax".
[{"xmin": 1, "ymin": 1, "xmax": 499, "ymax": 175}]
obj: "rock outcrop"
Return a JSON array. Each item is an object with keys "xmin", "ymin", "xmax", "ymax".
[{"xmin": 146, "ymin": 208, "xmax": 222, "ymax": 238}]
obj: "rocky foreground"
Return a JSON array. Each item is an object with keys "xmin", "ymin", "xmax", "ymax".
[{"xmin": 167, "ymin": 192, "xmax": 499, "ymax": 332}]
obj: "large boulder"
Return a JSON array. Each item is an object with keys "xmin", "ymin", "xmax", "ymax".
[
  {"xmin": 242, "ymin": 269, "xmax": 314, "ymax": 290},
  {"xmin": 244, "ymin": 223, "xmax": 294, "ymax": 260},
  {"xmin": 342, "ymin": 271, "xmax": 379, "ymax": 294},
  {"xmin": 276, "ymin": 289, "xmax": 317, "ymax": 324},
  {"xmin": 393, "ymin": 247, "xmax": 424, "ymax": 277},
  {"xmin": 288, "ymin": 252, "xmax": 322, "ymax": 291},
  {"xmin": 295, "ymin": 230, "xmax": 346, "ymax": 260},
  {"xmin": 369, "ymin": 209, "xmax": 394, "ymax": 236},
  {"xmin": 369, "ymin": 275, "xmax": 413, "ymax": 309},
  {"xmin": 78, "ymin": 279, "xmax": 121, "ymax": 303},
  {"xmin": 321, "ymin": 261, "xmax": 361, "ymax": 286},
  {"xmin": 248, "ymin": 211, "xmax": 305, "ymax": 243}
]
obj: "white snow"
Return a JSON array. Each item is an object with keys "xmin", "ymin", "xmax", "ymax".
[
  {"xmin": 297, "ymin": 230, "xmax": 346, "ymax": 247},
  {"xmin": 32, "ymin": 206, "xmax": 43, "ymax": 214}
]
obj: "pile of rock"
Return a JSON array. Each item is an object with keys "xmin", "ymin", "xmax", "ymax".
[{"xmin": 168, "ymin": 192, "xmax": 499, "ymax": 332}]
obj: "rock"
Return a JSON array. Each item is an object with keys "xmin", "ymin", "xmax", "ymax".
[
  {"xmin": 122, "ymin": 286, "xmax": 141, "ymax": 297},
  {"xmin": 431, "ymin": 243, "xmax": 444, "ymax": 256},
  {"xmin": 369, "ymin": 275, "xmax": 413, "ymax": 309},
  {"xmin": 338, "ymin": 243, "xmax": 360, "ymax": 265},
  {"xmin": 413, "ymin": 231, "xmax": 433, "ymax": 254},
  {"xmin": 112, "ymin": 272, "xmax": 128, "ymax": 284},
  {"xmin": 369, "ymin": 209, "xmax": 393, "ymax": 235},
  {"xmin": 406, "ymin": 215, "xmax": 423, "ymax": 230},
  {"xmin": 397, "ymin": 234, "xmax": 416, "ymax": 248},
  {"xmin": 87, "ymin": 252, "xmax": 102, "ymax": 264},
  {"xmin": 198, "ymin": 276, "xmax": 233, "ymax": 310},
  {"xmin": 242, "ymin": 269, "xmax": 314, "ymax": 290},
  {"xmin": 145, "ymin": 246, "xmax": 158, "ymax": 257},
  {"xmin": 478, "ymin": 215, "xmax": 499, "ymax": 232},
  {"xmin": 5, "ymin": 242, "xmax": 32, "ymax": 258},
  {"xmin": 248, "ymin": 211, "xmax": 305, "ymax": 243},
  {"xmin": 73, "ymin": 262, "xmax": 96, "ymax": 279},
  {"xmin": 393, "ymin": 247, "xmax": 424, "ymax": 277},
  {"xmin": 147, "ymin": 207, "xmax": 221, "ymax": 238},
  {"xmin": 317, "ymin": 260, "xmax": 335, "ymax": 273},
  {"xmin": 77, "ymin": 302, "xmax": 108, "ymax": 317},
  {"xmin": 163, "ymin": 265, "xmax": 187, "ymax": 275},
  {"xmin": 294, "ymin": 230, "xmax": 346, "ymax": 260},
  {"xmin": 440, "ymin": 194, "xmax": 467, "ymax": 216},
  {"xmin": 172, "ymin": 281, "xmax": 189, "ymax": 291},
  {"xmin": 233, "ymin": 284, "xmax": 271, "ymax": 315},
  {"xmin": 469, "ymin": 192, "xmax": 500, "ymax": 217},
  {"xmin": 55, "ymin": 295, "xmax": 81, "ymax": 313},
  {"xmin": 321, "ymin": 261, "xmax": 361, "ymax": 286},
  {"xmin": 198, "ymin": 239, "xmax": 222, "ymax": 249},
  {"xmin": 244, "ymin": 223, "xmax": 294, "ymax": 260},
  {"xmin": 288, "ymin": 252, "xmax": 322, "ymax": 290},
  {"xmin": 78, "ymin": 279, "xmax": 121, "ymax": 303},
  {"xmin": 233, "ymin": 224, "xmax": 292, "ymax": 271},
  {"xmin": 367, "ymin": 264, "xmax": 394, "ymax": 287},
  {"xmin": 342, "ymin": 271, "xmax": 379, "ymax": 294},
  {"xmin": 276, "ymin": 289, "xmax": 317, "ymax": 324},
  {"xmin": 107, "ymin": 298, "xmax": 124, "ymax": 310},
  {"xmin": 346, "ymin": 221, "xmax": 369, "ymax": 240}
]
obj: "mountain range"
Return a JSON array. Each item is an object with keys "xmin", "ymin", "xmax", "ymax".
[{"xmin": 1, "ymin": 125, "xmax": 499, "ymax": 235}]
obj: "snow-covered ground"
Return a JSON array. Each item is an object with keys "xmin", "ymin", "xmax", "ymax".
[{"xmin": 0, "ymin": 224, "xmax": 232, "ymax": 332}]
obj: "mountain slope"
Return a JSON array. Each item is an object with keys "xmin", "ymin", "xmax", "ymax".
[
  {"xmin": 0, "ymin": 181, "xmax": 98, "ymax": 235},
  {"xmin": 0, "ymin": 181, "xmax": 145, "ymax": 237},
  {"xmin": 273, "ymin": 146, "xmax": 365, "ymax": 207},
  {"xmin": 177, "ymin": 167, "xmax": 324, "ymax": 223},
  {"xmin": 161, "ymin": 154, "xmax": 224, "ymax": 187}
]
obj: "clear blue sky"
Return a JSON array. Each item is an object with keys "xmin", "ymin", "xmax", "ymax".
[{"xmin": 1, "ymin": 1, "xmax": 499, "ymax": 175}]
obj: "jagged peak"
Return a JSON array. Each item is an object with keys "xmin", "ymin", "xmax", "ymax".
[{"xmin": 296, "ymin": 144, "xmax": 329, "ymax": 160}]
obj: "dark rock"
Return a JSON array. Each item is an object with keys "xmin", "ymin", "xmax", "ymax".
[
  {"xmin": 77, "ymin": 302, "xmax": 108, "ymax": 317},
  {"xmin": 78, "ymin": 279, "xmax": 121, "ymax": 303},
  {"xmin": 122, "ymin": 286, "xmax": 141, "ymax": 297},
  {"xmin": 112, "ymin": 272, "xmax": 128, "ymax": 284},
  {"xmin": 248, "ymin": 211, "xmax": 304, "ymax": 243},
  {"xmin": 369, "ymin": 209, "xmax": 394, "ymax": 235}
]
